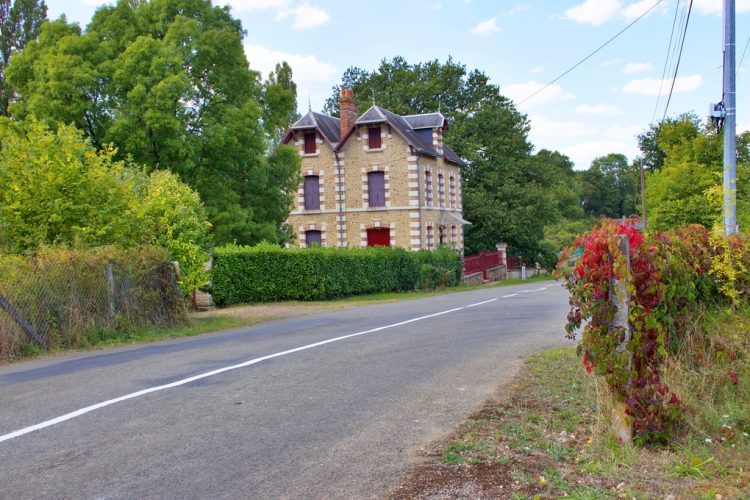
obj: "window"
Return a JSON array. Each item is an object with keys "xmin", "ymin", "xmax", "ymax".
[
  {"xmin": 304, "ymin": 132, "xmax": 316, "ymax": 154},
  {"xmin": 303, "ymin": 175, "xmax": 320, "ymax": 210},
  {"xmin": 305, "ymin": 230, "xmax": 322, "ymax": 247},
  {"xmin": 424, "ymin": 171, "xmax": 433, "ymax": 207},
  {"xmin": 367, "ymin": 171, "xmax": 385, "ymax": 207},
  {"xmin": 438, "ymin": 173, "xmax": 445, "ymax": 208},
  {"xmin": 449, "ymin": 176, "xmax": 456, "ymax": 208},
  {"xmin": 426, "ymin": 225, "xmax": 434, "ymax": 249},
  {"xmin": 367, "ymin": 228, "xmax": 390, "ymax": 247},
  {"xmin": 368, "ymin": 127, "xmax": 381, "ymax": 149},
  {"xmin": 438, "ymin": 225, "xmax": 446, "ymax": 245}
]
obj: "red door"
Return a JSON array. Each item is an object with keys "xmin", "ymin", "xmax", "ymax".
[{"xmin": 367, "ymin": 228, "xmax": 390, "ymax": 247}]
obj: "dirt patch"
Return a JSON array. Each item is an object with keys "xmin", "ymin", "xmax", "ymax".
[
  {"xmin": 389, "ymin": 347, "xmax": 749, "ymax": 499},
  {"xmin": 190, "ymin": 302, "xmax": 343, "ymax": 321}
]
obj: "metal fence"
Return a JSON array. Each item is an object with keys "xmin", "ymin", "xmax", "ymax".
[{"xmin": 0, "ymin": 249, "xmax": 186, "ymax": 360}]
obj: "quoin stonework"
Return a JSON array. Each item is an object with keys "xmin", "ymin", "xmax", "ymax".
[{"xmin": 282, "ymin": 87, "xmax": 469, "ymax": 250}]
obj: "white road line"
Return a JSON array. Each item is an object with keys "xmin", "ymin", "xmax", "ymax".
[
  {"xmin": 1, "ymin": 299, "xmax": 503, "ymax": 445},
  {"xmin": 465, "ymin": 298, "xmax": 498, "ymax": 308},
  {"xmin": 502, "ymin": 293, "xmax": 518, "ymax": 298}
]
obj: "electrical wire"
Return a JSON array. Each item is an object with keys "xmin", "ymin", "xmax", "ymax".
[
  {"xmin": 660, "ymin": 0, "xmax": 694, "ymax": 123},
  {"xmin": 738, "ymin": 34, "xmax": 750, "ymax": 73},
  {"xmin": 652, "ymin": 0, "xmax": 683, "ymax": 122},
  {"xmin": 517, "ymin": 0, "xmax": 664, "ymax": 106}
]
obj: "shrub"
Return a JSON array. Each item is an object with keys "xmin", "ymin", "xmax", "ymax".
[
  {"xmin": 210, "ymin": 244, "xmax": 460, "ymax": 305},
  {"xmin": 558, "ymin": 219, "xmax": 749, "ymax": 444}
]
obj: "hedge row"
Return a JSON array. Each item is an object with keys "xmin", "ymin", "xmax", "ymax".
[{"xmin": 210, "ymin": 243, "xmax": 461, "ymax": 305}]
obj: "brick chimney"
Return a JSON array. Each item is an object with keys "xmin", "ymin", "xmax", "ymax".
[{"xmin": 339, "ymin": 87, "xmax": 357, "ymax": 138}]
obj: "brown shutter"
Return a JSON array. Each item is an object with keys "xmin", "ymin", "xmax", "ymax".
[
  {"xmin": 368, "ymin": 127, "xmax": 381, "ymax": 149},
  {"xmin": 368, "ymin": 171, "xmax": 385, "ymax": 207},
  {"xmin": 304, "ymin": 132, "xmax": 316, "ymax": 154},
  {"xmin": 304, "ymin": 175, "xmax": 320, "ymax": 210}
]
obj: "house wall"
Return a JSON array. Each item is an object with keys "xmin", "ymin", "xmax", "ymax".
[{"xmin": 284, "ymin": 123, "xmax": 466, "ymax": 251}]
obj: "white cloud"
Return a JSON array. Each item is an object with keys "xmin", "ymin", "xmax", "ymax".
[
  {"xmin": 529, "ymin": 115, "xmax": 598, "ymax": 139},
  {"xmin": 693, "ymin": 0, "xmax": 750, "ymax": 15},
  {"xmin": 470, "ymin": 17, "xmax": 500, "ymax": 36},
  {"xmin": 291, "ymin": 3, "xmax": 330, "ymax": 28},
  {"xmin": 530, "ymin": 66, "xmax": 544, "ymax": 74},
  {"xmin": 563, "ymin": 0, "xmax": 663, "ymax": 25},
  {"xmin": 244, "ymin": 44, "xmax": 337, "ymax": 90},
  {"xmin": 574, "ymin": 104, "xmax": 622, "ymax": 116},
  {"xmin": 562, "ymin": 140, "xmax": 637, "ymax": 170},
  {"xmin": 621, "ymin": 74, "xmax": 703, "ymax": 96},
  {"xmin": 563, "ymin": 0, "xmax": 622, "ymax": 26},
  {"xmin": 501, "ymin": 80, "xmax": 574, "ymax": 107},
  {"xmin": 504, "ymin": 4, "xmax": 530, "ymax": 15},
  {"xmin": 623, "ymin": 61, "xmax": 652, "ymax": 74},
  {"xmin": 739, "ymin": 122, "xmax": 750, "ymax": 133}
]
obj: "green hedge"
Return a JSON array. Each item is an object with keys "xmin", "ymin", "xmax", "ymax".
[{"xmin": 211, "ymin": 243, "xmax": 461, "ymax": 305}]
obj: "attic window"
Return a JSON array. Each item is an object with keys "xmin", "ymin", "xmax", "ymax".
[
  {"xmin": 368, "ymin": 127, "xmax": 381, "ymax": 149},
  {"xmin": 304, "ymin": 132, "xmax": 316, "ymax": 154}
]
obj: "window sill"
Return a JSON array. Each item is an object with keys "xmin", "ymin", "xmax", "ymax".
[
  {"xmin": 301, "ymin": 152, "xmax": 320, "ymax": 157},
  {"xmin": 364, "ymin": 147, "xmax": 385, "ymax": 153}
]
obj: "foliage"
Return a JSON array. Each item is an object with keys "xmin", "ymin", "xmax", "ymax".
[
  {"xmin": 642, "ymin": 114, "xmax": 750, "ymax": 231},
  {"xmin": 6, "ymin": 0, "xmax": 300, "ymax": 245},
  {"xmin": 210, "ymin": 244, "xmax": 460, "ymax": 305},
  {"xmin": 0, "ymin": 246, "xmax": 186, "ymax": 360},
  {"xmin": 557, "ymin": 219, "xmax": 750, "ymax": 443},
  {"xmin": 0, "ymin": 0, "xmax": 46, "ymax": 115},
  {"xmin": 0, "ymin": 118, "xmax": 210, "ymax": 294},
  {"xmin": 579, "ymin": 153, "xmax": 638, "ymax": 218},
  {"xmin": 323, "ymin": 57, "xmax": 583, "ymax": 261}
]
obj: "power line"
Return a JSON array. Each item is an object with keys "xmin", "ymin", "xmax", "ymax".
[
  {"xmin": 652, "ymin": 0, "xmax": 682, "ymax": 122},
  {"xmin": 517, "ymin": 0, "xmax": 664, "ymax": 106},
  {"xmin": 661, "ymin": 0, "xmax": 694, "ymax": 123},
  {"xmin": 738, "ymin": 34, "xmax": 750, "ymax": 73}
]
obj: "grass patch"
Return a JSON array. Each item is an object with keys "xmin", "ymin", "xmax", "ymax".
[{"xmin": 392, "ymin": 307, "xmax": 750, "ymax": 499}]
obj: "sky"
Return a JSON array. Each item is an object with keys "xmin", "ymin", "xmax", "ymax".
[{"xmin": 44, "ymin": 0, "xmax": 750, "ymax": 170}]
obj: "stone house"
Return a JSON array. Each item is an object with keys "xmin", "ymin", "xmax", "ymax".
[{"xmin": 281, "ymin": 88, "xmax": 468, "ymax": 250}]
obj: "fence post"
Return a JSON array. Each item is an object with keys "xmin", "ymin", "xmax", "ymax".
[
  {"xmin": 0, "ymin": 293, "xmax": 45, "ymax": 347},
  {"xmin": 106, "ymin": 261, "xmax": 116, "ymax": 324},
  {"xmin": 611, "ymin": 234, "xmax": 633, "ymax": 443}
]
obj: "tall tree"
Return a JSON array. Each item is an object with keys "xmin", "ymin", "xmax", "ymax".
[
  {"xmin": 6, "ymin": 0, "xmax": 299, "ymax": 245},
  {"xmin": 325, "ymin": 57, "xmax": 577, "ymax": 261},
  {"xmin": 0, "ymin": 0, "xmax": 46, "ymax": 115},
  {"xmin": 579, "ymin": 153, "xmax": 638, "ymax": 218},
  {"xmin": 261, "ymin": 61, "xmax": 299, "ymax": 144}
]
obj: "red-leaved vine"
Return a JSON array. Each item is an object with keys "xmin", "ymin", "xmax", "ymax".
[{"xmin": 558, "ymin": 219, "xmax": 745, "ymax": 444}]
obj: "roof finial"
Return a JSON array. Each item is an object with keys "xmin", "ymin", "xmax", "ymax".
[
  {"xmin": 371, "ymin": 88, "xmax": 376, "ymax": 106},
  {"xmin": 308, "ymin": 96, "xmax": 312, "ymax": 112},
  {"xmin": 438, "ymin": 96, "xmax": 442, "ymax": 113}
]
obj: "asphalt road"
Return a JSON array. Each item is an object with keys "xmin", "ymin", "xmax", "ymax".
[{"xmin": 0, "ymin": 281, "xmax": 571, "ymax": 499}]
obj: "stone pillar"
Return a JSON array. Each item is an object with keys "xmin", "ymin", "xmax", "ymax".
[{"xmin": 496, "ymin": 243, "xmax": 507, "ymax": 266}]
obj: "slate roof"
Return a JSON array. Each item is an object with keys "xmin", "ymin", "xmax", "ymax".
[
  {"xmin": 286, "ymin": 106, "xmax": 464, "ymax": 166},
  {"xmin": 352, "ymin": 106, "xmax": 464, "ymax": 166},
  {"xmin": 289, "ymin": 111, "xmax": 341, "ymax": 146},
  {"xmin": 403, "ymin": 112, "xmax": 446, "ymax": 130}
]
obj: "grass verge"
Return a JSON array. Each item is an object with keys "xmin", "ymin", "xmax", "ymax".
[
  {"xmin": 391, "ymin": 309, "xmax": 750, "ymax": 499},
  {"xmin": 8, "ymin": 274, "xmax": 553, "ymax": 363}
]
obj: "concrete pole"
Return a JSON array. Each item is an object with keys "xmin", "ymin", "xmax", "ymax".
[{"xmin": 724, "ymin": 0, "xmax": 737, "ymax": 235}]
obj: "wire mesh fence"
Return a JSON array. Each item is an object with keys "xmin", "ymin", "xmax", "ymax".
[{"xmin": 0, "ymin": 247, "xmax": 187, "ymax": 360}]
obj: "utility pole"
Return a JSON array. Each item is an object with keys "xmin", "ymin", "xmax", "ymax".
[
  {"xmin": 723, "ymin": 0, "xmax": 737, "ymax": 235},
  {"xmin": 640, "ymin": 159, "xmax": 647, "ymax": 232}
]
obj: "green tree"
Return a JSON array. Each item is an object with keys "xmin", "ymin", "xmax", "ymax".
[
  {"xmin": 0, "ymin": 0, "xmax": 46, "ymax": 116},
  {"xmin": 579, "ymin": 153, "xmax": 638, "ymax": 218},
  {"xmin": 325, "ymin": 57, "xmax": 580, "ymax": 261},
  {"xmin": 6, "ymin": 0, "xmax": 299, "ymax": 245},
  {"xmin": 646, "ymin": 115, "xmax": 750, "ymax": 230},
  {"xmin": 0, "ymin": 118, "xmax": 211, "ymax": 294},
  {"xmin": 262, "ymin": 61, "xmax": 299, "ymax": 143}
]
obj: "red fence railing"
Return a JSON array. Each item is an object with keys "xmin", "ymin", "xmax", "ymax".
[{"xmin": 463, "ymin": 251, "xmax": 501, "ymax": 276}]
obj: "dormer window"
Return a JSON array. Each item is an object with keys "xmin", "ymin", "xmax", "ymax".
[
  {"xmin": 304, "ymin": 132, "xmax": 316, "ymax": 154},
  {"xmin": 368, "ymin": 127, "xmax": 381, "ymax": 149}
]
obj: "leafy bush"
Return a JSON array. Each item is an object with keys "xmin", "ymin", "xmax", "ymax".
[
  {"xmin": 0, "ymin": 118, "xmax": 211, "ymax": 295},
  {"xmin": 558, "ymin": 219, "xmax": 750, "ymax": 444},
  {"xmin": 211, "ymin": 244, "xmax": 460, "ymax": 305}
]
